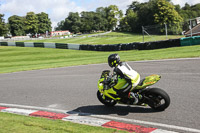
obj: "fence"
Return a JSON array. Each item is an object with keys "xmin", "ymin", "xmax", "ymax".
[
  {"xmin": 142, "ymin": 23, "xmax": 184, "ymax": 42},
  {"xmin": 142, "ymin": 17, "xmax": 200, "ymax": 42}
]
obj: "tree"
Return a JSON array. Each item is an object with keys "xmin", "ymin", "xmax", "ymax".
[
  {"xmin": 55, "ymin": 20, "xmax": 65, "ymax": 31},
  {"xmin": 153, "ymin": 0, "xmax": 183, "ymax": 34},
  {"xmin": 154, "ymin": 0, "xmax": 182, "ymax": 24},
  {"xmin": 96, "ymin": 7, "xmax": 109, "ymax": 31},
  {"xmin": 63, "ymin": 12, "xmax": 81, "ymax": 33},
  {"xmin": 105, "ymin": 5, "xmax": 123, "ymax": 30},
  {"xmin": 182, "ymin": 3, "xmax": 191, "ymax": 10},
  {"xmin": 55, "ymin": 5, "xmax": 122, "ymax": 33},
  {"xmin": 127, "ymin": 1, "xmax": 141, "ymax": 12},
  {"xmin": 134, "ymin": 1, "xmax": 156, "ymax": 32},
  {"xmin": 180, "ymin": 3, "xmax": 200, "ymax": 20},
  {"xmin": 96, "ymin": 7, "xmax": 106, "ymax": 17},
  {"xmin": 119, "ymin": 17, "xmax": 131, "ymax": 32},
  {"xmin": 37, "ymin": 12, "xmax": 52, "ymax": 34},
  {"xmin": 8, "ymin": 15, "xmax": 25, "ymax": 36},
  {"xmin": 24, "ymin": 12, "xmax": 38, "ymax": 34},
  {"xmin": 81, "ymin": 11, "xmax": 95, "ymax": 32},
  {"xmin": 80, "ymin": 11, "xmax": 107, "ymax": 32},
  {"xmin": 125, "ymin": 1, "xmax": 157, "ymax": 32},
  {"xmin": 174, "ymin": 4, "xmax": 181, "ymax": 13},
  {"xmin": 0, "ymin": 14, "xmax": 8, "ymax": 36},
  {"xmin": 119, "ymin": 9, "xmax": 137, "ymax": 32},
  {"xmin": 122, "ymin": 0, "xmax": 183, "ymax": 34}
]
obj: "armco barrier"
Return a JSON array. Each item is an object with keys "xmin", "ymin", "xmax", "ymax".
[
  {"xmin": 55, "ymin": 43, "xmax": 68, "ymax": 49},
  {"xmin": 68, "ymin": 43, "xmax": 79, "ymax": 50},
  {"xmin": 34, "ymin": 42, "xmax": 44, "ymax": 48},
  {"xmin": 144, "ymin": 39, "xmax": 181, "ymax": 50},
  {"xmin": 193, "ymin": 36, "xmax": 200, "ymax": 45},
  {"xmin": 16, "ymin": 42, "xmax": 25, "ymax": 47},
  {"xmin": 79, "ymin": 44, "xmax": 88, "ymax": 50},
  {"xmin": 136, "ymin": 42, "xmax": 146, "ymax": 50},
  {"xmin": 0, "ymin": 39, "xmax": 181, "ymax": 51},
  {"xmin": 24, "ymin": 42, "xmax": 34, "ymax": 47},
  {"xmin": 0, "ymin": 42, "xmax": 8, "ymax": 46},
  {"xmin": 44, "ymin": 42, "xmax": 56, "ymax": 48},
  {"xmin": 87, "ymin": 45, "xmax": 95, "ymax": 51},
  {"xmin": 2, "ymin": 36, "xmax": 200, "ymax": 51},
  {"xmin": 121, "ymin": 43, "xmax": 133, "ymax": 50},
  {"xmin": 180, "ymin": 36, "xmax": 200, "ymax": 46},
  {"xmin": 170, "ymin": 38, "xmax": 181, "ymax": 47},
  {"xmin": 180, "ymin": 37, "xmax": 193, "ymax": 46},
  {"xmin": 7, "ymin": 42, "xmax": 16, "ymax": 46}
]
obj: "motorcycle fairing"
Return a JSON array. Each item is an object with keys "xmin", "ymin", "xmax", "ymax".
[
  {"xmin": 98, "ymin": 73, "xmax": 161, "ymax": 101},
  {"xmin": 135, "ymin": 74, "xmax": 161, "ymax": 89},
  {"xmin": 113, "ymin": 77, "xmax": 128, "ymax": 90},
  {"xmin": 98, "ymin": 77, "xmax": 122, "ymax": 100}
]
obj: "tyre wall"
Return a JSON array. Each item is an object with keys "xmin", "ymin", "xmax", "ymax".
[{"xmin": 1, "ymin": 36, "xmax": 200, "ymax": 51}]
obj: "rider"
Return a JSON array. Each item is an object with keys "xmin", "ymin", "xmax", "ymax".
[{"xmin": 108, "ymin": 54, "xmax": 140, "ymax": 104}]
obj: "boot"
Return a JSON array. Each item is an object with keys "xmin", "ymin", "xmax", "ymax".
[{"xmin": 128, "ymin": 92, "xmax": 138, "ymax": 104}]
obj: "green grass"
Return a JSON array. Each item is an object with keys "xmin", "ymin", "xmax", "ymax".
[
  {"xmin": 0, "ymin": 45, "xmax": 200, "ymax": 74},
  {"xmin": 21, "ymin": 32, "xmax": 184, "ymax": 45},
  {"xmin": 0, "ymin": 112, "xmax": 126, "ymax": 133}
]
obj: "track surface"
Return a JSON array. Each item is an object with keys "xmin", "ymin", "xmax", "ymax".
[{"xmin": 0, "ymin": 58, "xmax": 200, "ymax": 132}]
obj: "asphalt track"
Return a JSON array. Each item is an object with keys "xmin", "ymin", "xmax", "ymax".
[{"xmin": 0, "ymin": 58, "xmax": 200, "ymax": 132}]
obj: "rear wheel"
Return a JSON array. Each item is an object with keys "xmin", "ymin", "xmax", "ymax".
[
  {"xmin": 97, "ymin": 90, "xmax": 117, "ymax": 107},
  {"xmin": 145, "ymin": 88, "xmax": 170, "ymax": 111}
]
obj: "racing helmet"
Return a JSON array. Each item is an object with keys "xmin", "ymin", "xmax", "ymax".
[{"xmin": 108, "ymin": 54, "xmax": 120, "ymax": 67}]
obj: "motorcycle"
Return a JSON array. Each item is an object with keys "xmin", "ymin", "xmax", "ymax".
[{"xmin": 97, "ymin": 70, "xmax": 170, "ymax": 111}]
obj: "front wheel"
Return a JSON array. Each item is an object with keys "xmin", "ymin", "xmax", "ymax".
[
  {"xmin": 145, "ymin": 88, "xmax": 170, "ymax": 111},
  {"xmin": 97, "ymin": 90, "xmax": 117, "ymax": 107}
]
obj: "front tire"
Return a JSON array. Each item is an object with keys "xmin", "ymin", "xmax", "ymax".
[
  {"xmin": 145, "ymin": 88, "xmax": 170, "ymax": 111},
  {"xmin": 97, "ymin": 90, "xmax": 117, "ymax": 107}
]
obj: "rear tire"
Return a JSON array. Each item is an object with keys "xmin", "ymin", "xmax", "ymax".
[
  {"xmin": 97, "ymin": 90, "xmax": 117, "ymax": 107},
  {"xmin": 145, "ymin": 88, "xmax": 170, "ymax": 111}
]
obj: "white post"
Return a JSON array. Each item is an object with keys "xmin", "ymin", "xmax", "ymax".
[
  {"xmin": 165, "ymin": 23, "xmax": 168, "ymax": 40},
  {"xmin": 190, "ymin": 19, "xmax": 192, "ymax": 37},
  {"xmin": 142, "ymin": 26, "xmax": 144, "ymax": 42}
]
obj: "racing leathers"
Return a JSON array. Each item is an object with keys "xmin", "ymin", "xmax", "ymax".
[{"xmin": 113, "ymin": 62, "xmax": 140, "ymax": 99}]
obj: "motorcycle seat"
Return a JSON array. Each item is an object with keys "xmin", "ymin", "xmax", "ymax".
[{"xmin": 138, "ymin": 78, "xmax": 145, "ymax": 86}]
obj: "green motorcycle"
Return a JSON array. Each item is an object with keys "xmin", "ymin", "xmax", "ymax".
[{"xmin": 97, "ymin": 70, "xmax": 170, "ymax": 111}]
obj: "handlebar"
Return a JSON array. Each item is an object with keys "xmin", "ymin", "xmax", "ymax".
[
  {"xmin": 101, "ymin": 70, "xmax": 118, "ymax": 90},
  {"xmin": 103, "ymin": 75, "xmax": 117, "ymax": 90}
]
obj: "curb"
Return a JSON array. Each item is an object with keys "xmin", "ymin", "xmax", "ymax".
[{"xmin": 0, "ymin": 106, "xmax": 177, "ymax": 133}]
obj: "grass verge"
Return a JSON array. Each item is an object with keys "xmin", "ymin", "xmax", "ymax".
[
  {"xmin": 0, "ymin": 112, "xmax": 126, "ymax": 133},
  {"xmin": 0, "ymin": 45, "xmax": 200, "ymax": 74},
  {"xmin": 21, "ymin": 32, "xmax": 183, "ymax": 45}
]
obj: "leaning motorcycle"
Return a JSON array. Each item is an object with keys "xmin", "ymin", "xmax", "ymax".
[{"xmin": 97, "ymin": 70, "xmax": 170, "ymax": 111}]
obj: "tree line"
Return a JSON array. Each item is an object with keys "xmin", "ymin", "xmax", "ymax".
[
  {"xmin": 55, "ymin": 5, "xmax": 123, "ymax": 33},
  {"xmin": 56, "ymin": 0, "xmax": 200, "ymax": 34},
  {"xmin": 0, "ymin": 0, "xmax": 200, "ymax": 36},
  {"xmin": 0, "ymin": 12, "xmax": 51, "ymax": 37}
]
